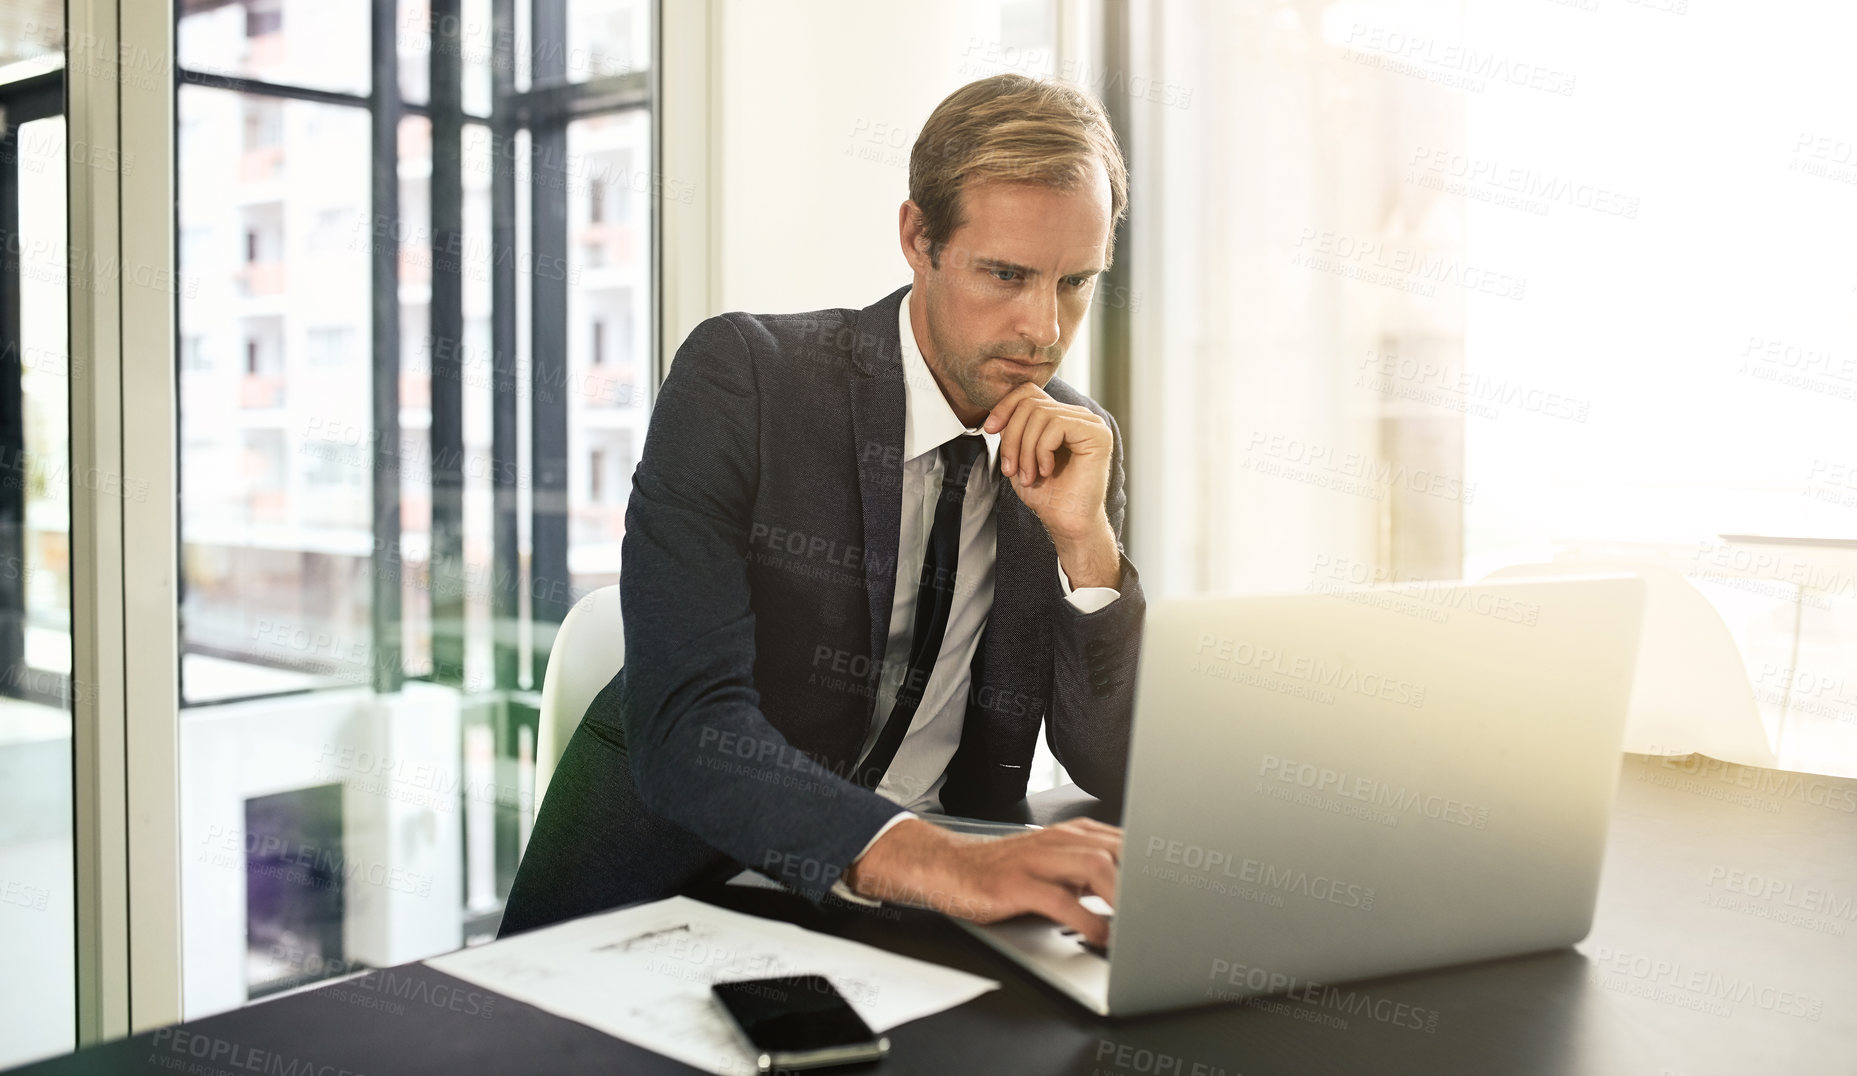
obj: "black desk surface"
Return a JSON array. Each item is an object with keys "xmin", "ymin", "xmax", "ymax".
[{"xmin": 17, "ymin": 754, "xmax": 1855, "ymax": 1076}]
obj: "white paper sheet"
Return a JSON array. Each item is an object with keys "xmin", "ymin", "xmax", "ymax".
[{"xmin": 424, "ymin": 896, "xmax": 998, "ymax": 1075}]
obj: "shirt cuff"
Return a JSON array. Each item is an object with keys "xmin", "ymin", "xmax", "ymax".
[
  {"xmin": 829, "ymin": 810, "xmax": 913, "ymax": 907},
  {"xmin": 1058, "ymin": 563, "xmax": 1121, "ymax": 615}
]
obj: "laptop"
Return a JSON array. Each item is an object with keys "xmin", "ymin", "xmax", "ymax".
[{"xmin": 953, "ymin": 574, "xmax": 1647, "ymax": 1016}]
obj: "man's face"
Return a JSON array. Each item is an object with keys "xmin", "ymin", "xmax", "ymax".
[{"xmin": 902, "ymin": 170, "xmax": 1112, "ymax": 419}]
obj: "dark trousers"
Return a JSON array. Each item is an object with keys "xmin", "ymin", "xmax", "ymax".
[{"xmin": 499, "ymin": 717, "xmax": 739, "ymax": 937}]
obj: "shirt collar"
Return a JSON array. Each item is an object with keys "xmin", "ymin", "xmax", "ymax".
[{"xmin": 898, "ymin": 288, "xmax": 1002, "ymax": 470}]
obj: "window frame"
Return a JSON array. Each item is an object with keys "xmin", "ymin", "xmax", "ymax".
[{"xmin": 172, "ymin": 0, "xmax": 656, "ymax": 705}]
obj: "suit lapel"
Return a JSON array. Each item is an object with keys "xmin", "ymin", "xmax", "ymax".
[{"xmin": 848, "ymin": 288, "xmax": 910, "ymax": 698}]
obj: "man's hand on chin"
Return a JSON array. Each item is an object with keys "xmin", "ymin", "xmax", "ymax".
[
  {"xmin": 841, "ymin": 817, "xmax": 1123, "ymax": 948},
  {"xmin": 984, "ymin": 383, "xmax": 1122, "ymax": 589}
]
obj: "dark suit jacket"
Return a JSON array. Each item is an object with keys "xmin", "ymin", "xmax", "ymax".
[{"xmin": 501, "ymin": 285, "xmax": 1145, "ymax": 934}]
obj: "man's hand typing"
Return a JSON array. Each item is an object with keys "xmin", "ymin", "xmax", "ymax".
[{"xmin": 841, "ymin": 817, "xmax": 1122, "ymax": 947}]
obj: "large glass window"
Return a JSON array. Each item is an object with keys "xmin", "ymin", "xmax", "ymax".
[
  {"xmin": 175, "ymin": 0, "xmax": 653, "ymax": 1017},
  {"xmin": 1116, "ymin": 0, "xmax": 1856, "ymax": 776},
  {"xmin": 0, "ymin": 8, "xmax": 76, "ymax": 1063}
]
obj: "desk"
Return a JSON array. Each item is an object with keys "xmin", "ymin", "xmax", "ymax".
[{"xmin": 13, "ymin": 754, "xmax": 1854, "ymax": 1076}]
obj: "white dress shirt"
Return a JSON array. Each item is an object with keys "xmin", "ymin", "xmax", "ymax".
[{"xmin": 833, "ymin": 290, "xmax": 1118, "ymax": 901}]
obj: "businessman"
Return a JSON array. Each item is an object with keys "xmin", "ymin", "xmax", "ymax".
[{"xmin": 503, "ymin": 74, "xmax": 1144, "ymax": 948}]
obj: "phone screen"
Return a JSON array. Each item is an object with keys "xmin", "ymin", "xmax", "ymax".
[{"xmin": 712, "ymin": 975, "xmax": 877, "ymax": 1054}]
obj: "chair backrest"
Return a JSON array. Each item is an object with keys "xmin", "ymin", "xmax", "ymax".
[{"xmin": 534, "ymin": 584, "xmax": 625, "ymax": 815}]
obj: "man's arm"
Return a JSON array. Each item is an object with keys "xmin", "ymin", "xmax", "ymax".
[
  {"xmin": 1043, "ymin": 403, "xmax": 1144, "ymax": 805},
  {"xmin": 617, "ymin": 314, "xmax": 902, "ymax": 902},
  {"xmin": 987, "ymin": 385, "xmax": 1145, "ymax": 803}
]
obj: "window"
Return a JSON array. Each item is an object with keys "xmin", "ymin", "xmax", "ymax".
[
  {"xmin": 174, "ymin": 0, "xmax": 655, "ymax": 1019},
  {"xmin": 183, "ymin": 336, "xmax": 211, "ymax": 371},
  {"xmin": 0, "ymin": 67, "xmax": 77, "ymax": 1064},
  {"xmin": 245, "ymin": 2, "xmax": 281, "ymax": 38},
  {"xmin": 242, "ymin": 99, "xmax": 281, "ymax": 151},
  {"xmin": 304, "ymin": 327, "xmax": 355, "ymax": 367},
  {"xmin": 180, "ymin": 0, "xmax": 370, "ymax": 97},
  {"xmin": 1111, "ymin": 1, "xmax": 1857, "ymax": 776}
]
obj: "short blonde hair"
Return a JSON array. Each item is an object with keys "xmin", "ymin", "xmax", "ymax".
[{"xmin": 908, "ymin": 74, "xmax": 1128, "ymax": 268}]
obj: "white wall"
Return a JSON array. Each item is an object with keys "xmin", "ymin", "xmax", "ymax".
[{"xmin": 714, "ymin": 0, "xmax": 1063, "ymax": 318}]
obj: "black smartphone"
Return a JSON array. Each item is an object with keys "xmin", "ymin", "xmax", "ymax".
[{"xmin": 711, "ymin": 975, "xmax": 890, "ymax": 1073}]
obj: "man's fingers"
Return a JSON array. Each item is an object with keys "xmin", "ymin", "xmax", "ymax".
[
  {"xmin": 1026, "ymin": 826, "xmax": 1121, "ymax": 867},
  {"xmin": 1033, "ymin": 421, "xmax": 1067, "ymax": 479},
  {"xmin": 996, "ymin": 396, "xmax": 1039, "ymax": 477},
  {"xmin": 1027, "ymin": 884, "xmax": 1114, "ymax": 949},
  {"xmin": 1018, "ymin": 410, "xmax": 1053, "ymax": 483},
  {"xmin": 1043, "ymin": 820, "xmax": 1124, "ymax": 863},
  {"xmin": 982, "ymin": 381, "xmax": 1045, "ymax": 435},
  {"xmin": 1026, "ymin": 845, "xmax": 1120, "ymax": 911}
]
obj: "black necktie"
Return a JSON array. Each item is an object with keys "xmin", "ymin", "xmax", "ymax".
[{"xmin": 853, "ymin": 434, "xmax": 988, "ymax": 790}]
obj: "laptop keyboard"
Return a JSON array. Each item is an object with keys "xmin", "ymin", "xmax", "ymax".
[
  {"xmin": 1059, "ymin": 898, "xmax": 1116, "ymax": 958},
  {"xmin": 1057, "ymin": 928, "xmax": 1109, "ymax": 958}
]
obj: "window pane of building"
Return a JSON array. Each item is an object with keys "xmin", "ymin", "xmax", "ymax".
[
  {"xmin": 175, "ymin": 0, "xmax": 656, "ymax": 1018},
  {"xmin": 0, "ymin": 104, "xmax": 77, "ymax": 1068},
  {"xmin": 548, "ymin": 0, "xmax": 649, "ymax": 87},
  {"xmin": 179, "ymin": 0, "xmax": 372, "ymax": 98},
  {"xmin": 179, "ymin": 87, "xmax": 374, "ymax": 703},
  {"xmin": 397, "ymin": 0, "xmax": 494, "ymax": 116},
  {"xmin": 566, "ymin": 110, "xmax": 649, "ymax": 594}
]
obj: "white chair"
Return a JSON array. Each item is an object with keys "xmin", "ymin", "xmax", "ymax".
[
  {"xmin": 1484, "ymin": 561, "xmax": 1777, "ymax": 767},
  {"xmin": 533, "ymin": 584, "xmax": 625, "ymax": 821}
]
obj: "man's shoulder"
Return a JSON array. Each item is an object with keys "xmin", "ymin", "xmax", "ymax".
[
  {"xmin": 679, "ymin": 288, "xmax": 907, "ymax": 377},
  {"xmin": 716, "ymin": 305, "xmax": 859, "ymax": 353}
]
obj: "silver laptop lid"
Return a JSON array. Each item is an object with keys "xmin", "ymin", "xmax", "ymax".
[{"xmin": 1107, "ymin": 575, "xmax": 1646, "ymax": 1015}]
